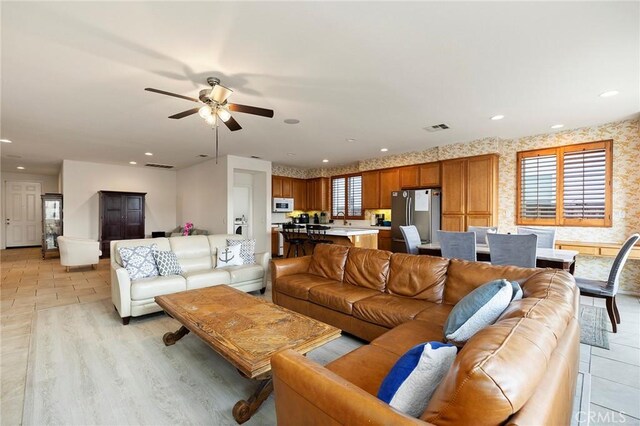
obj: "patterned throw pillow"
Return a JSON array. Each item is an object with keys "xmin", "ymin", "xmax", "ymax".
[
  {"xmin": 378, "ymin": 342, "xmax": 458, "ymax": 417},
  {"xmin": 226, "ymin": 239, "xmax": 256, "ymax": 264},
  {"xmin": 118, "ymin": 244, "xmax": 159, "ymax": 280},
  {"xmin": 153, "ymin": 249, "xmax": 182, "ymax": 276},
  {"xmin": 215, "ymin": 244, "xmax": 243, "ymax": 268}
]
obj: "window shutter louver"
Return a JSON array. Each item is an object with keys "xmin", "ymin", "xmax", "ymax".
[
  {"xmin": 347, "ymin": 175, "xmax": 362, "ymax": 217},
  {"xmin": 563, "ymin": 148, "xmax": 607, "ymax": 220},
  {"xmin": 331, "ymin": 174, "xmax": 364, "ymax": 219},
  {"xmin": 332, "ymin": 177, "xmax": 345, "ymax": 217},
  {"xmin": 520, "ymin": 154, "xmax": 557, "ymax": 220}
]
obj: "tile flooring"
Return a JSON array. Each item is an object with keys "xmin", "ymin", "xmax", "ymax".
[{"xmin": 1, "ymin": 247, "xmax": 639, "ymax": 425}]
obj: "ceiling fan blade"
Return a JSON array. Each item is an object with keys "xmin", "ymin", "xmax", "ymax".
[
  {"xmin": 210, "ymin": 84, "xmax": 233, "ymax": 104},
  {"xmin": 227, "ymin": 103, "xmax": 274, "ymax": 118},
  {"xmin": 145, "ymin": 88, "xmax": 200, "ymax": 103},
  {"xmin": 223, "ymin": 115, "xmax": 242, "ymax": 131},
  {"xmin": 168, "ymin": 108, "xmax": 200, "ymax": 119}
]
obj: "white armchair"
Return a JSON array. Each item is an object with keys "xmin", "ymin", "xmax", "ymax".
[{"xmin": 57, "ymin": 236, "xmax": 102, "ymax": 271}]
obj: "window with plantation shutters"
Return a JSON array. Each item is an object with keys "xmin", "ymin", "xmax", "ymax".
[
  {"xmin": 331, "ymin": 174, "xmax": 364, "ymax": 219},
  {"xmin": 517, "ymin": 140, "xmax": 612, "ymax": 227}
]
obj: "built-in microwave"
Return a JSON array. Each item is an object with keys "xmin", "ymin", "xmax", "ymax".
[{"xmin": 273, "ymin": 197, "xmax": 294, "ymax": 213}]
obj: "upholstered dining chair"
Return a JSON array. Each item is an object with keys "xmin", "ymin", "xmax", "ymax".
[
  {"xmin": 400, "ymin": 225, "xmax": 422, "ymax": 255},
  {"xmin": 57, "ymin": 236, "xmax": 102, "ymax": 272},
  {"xmin": 437, "ymin": 231, "xmax": 476, "ymax": 261},
  {"xmin": 517, "ymin": 226, "xmax": 556, "ymax": 249},
  {"xmin": 467, "ymin": 226, "xmax": 498, "ymax": 245},
  {"xmin": 575, "ymin": 233, "xmax": 640, "ymax": 333},
  {"xmin": 487, "ymin": 233, "xmax": 538, "ymax": 268}
]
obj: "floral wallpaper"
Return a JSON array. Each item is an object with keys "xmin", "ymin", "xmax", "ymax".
[{"xmin": 273, "ymin": 118, "xmax": 640, "ymax": 293}]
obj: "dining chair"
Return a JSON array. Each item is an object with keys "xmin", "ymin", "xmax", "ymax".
[
  {"xmin": 575, "ymin": 233, "xmax": 640, "ymax": 333},
  {"xmin": 306, "ymin": 225, "xmax": 333, "ymax": 251},
  {"xmin": 487, "ymin": 233, "xmax": 538, "ymax": 268},
  {"xmin": 400, "ymin": 225, "xmax": 422, "ymax": 255},
  {"xmin": 517, "ymin": 226, "xmax": 556, "ymax": 248},
  {"xmin": 437, "ymin": 231, "xmax": 476, "ymax": 261},
  {"xmin": 467, "ymin": 226, "xmax": 498, "ymax": 245},
  {"xmin": 281, "ymin": 223, "xmax": 307, "ymax": 258}
]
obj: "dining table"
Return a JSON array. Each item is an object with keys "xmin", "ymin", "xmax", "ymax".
[{"xmin": 416, "ymin": 243, "xmax": 579, "ymax": 274}]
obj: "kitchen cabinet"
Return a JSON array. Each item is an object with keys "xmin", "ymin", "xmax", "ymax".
[
  {"xmin": 399, "ymin": 165, "xmax": 420, "ymax": 189},
  {"xmin": 307, "ymin": 178, "xmax": 330, "ymax": 211},
  {"xmin": 362, "ymin": 171, "xmax": 380, "ymax": 210},
  {"xmin": 292, "ymin": 178, "xmax": 307, "ymax": 211},
  {"xmin": 272, "ymin": 176, "xmax": 283, "ymax": 198},
  {"xmin": 271, "ymin": 228, "xmax": 280, "ymax": 257},
  {"xmin": 418, "ymin": 162, "xmax": 441, "ymax": 187},
  {"xmin": 379, "ymin": 168, "xmax": 400, "ymax": 209},
  {"xmin": 378, "ymin": 230, "xmax": 392, "ymax": 251},
  {"xmin": 281, "ymin": 177, "xmax": 292, "ymax": 198},
  {"xmin": 441, "ymin": 154, "xmax": 498, "ymax": 231}
]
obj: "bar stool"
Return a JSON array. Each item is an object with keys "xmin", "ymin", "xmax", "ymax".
[
  {"xmin": 281, "ymin": 223, "xmax": 306, "ymax": 258},
  {"xmin": 306, "ymin": 225, "xmax": 333, "ymax": 252}
]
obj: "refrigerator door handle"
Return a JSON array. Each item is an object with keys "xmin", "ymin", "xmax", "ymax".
[
  {"xmin": 405, "ymin": 196, "xmax": 409, "ymax": 226},
  {"xmin": 408, "ymin": 197, "xmax": 413, "ymax": 225}
]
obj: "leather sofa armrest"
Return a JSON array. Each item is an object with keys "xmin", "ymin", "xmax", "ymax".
[
  {"xmin": 111, "ymin": 265, "xmax": 132, "ymax": 318},
  {"xmin": 272, "ymin": 349, "xmax": 426, "ymax": 426}
]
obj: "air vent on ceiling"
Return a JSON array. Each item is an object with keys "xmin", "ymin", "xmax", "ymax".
[
  {"xmin": 251, "ymin": 156, "xmax": 262, "ymax": 159},
  {"xmin": 198, "ymin": 154, "xmax": 209, "ymax": 158},
  {"xmin": 424, "ymin": 123, "xmax": 450, "ymax": 132},
  {"xmin": 145, "ymin": 163, "xmax": 175, "ymax": 169},
  {"xmin": 4, "ymin": 154, "xmax": 22, "ymax": 159}
]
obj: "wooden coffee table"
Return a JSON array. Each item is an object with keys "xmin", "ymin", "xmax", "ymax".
[{"xmin": 155, "ymin": 285, "xmax": 341, "ymax": 424}]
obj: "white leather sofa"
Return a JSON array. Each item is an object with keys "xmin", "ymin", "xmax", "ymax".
[
  {"xmin": 111, "ymin": 234, "xmax": 269, "ymax": 324},
  {"xmin": 57, "ymin": 236, "xmax": 102, "ymax": 271}
]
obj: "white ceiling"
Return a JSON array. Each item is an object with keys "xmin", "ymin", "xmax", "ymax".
[{"xmin": 1, "ymin": 1, "xmax": 638, "ymax": 175}]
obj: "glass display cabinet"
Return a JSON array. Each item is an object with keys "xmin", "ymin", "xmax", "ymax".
[{"xmin": 41, "ymin": 193, "xmax": 63, "ymax": 259}]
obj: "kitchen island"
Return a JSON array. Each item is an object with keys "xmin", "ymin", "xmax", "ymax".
[{"xmin": 281, "ymin": 227, "xmax": 379, "ymax": 257}]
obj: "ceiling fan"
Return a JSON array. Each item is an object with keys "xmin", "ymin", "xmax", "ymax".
[{"xmin": 145, "ymin": 77, "xmax": 274, "ymax": 161}]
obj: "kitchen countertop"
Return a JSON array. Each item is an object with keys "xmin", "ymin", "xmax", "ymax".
[{"xmin": 270, "ymin": 223, "xmax": 380, "ymax": 236}]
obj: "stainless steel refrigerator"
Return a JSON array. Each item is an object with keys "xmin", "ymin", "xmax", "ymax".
[{"xmin": 391, "ymin": 189, "xmax": 441, "ymax": 253}]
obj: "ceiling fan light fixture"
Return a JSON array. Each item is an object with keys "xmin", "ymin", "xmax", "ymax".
[
  {"xmin": 217, "ymin": 108, "xmax": 232, "ymax": 122},
  {"xmin": 199, "ymin": 106, "xmax": 212, "ymax": 118},
  {"xmin": 210, "ymin": 85, "xmax": 233, "ymax": 104}
]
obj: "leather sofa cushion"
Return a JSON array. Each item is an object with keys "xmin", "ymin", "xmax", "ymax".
[
  {"xmin": 130, "ymin": 275, "xmax": 186, "ymax": 300},
  {"xmin": 183, "ymin": 270, "xmax": 230, "ymax": 290},
  {"xmin": 444, "ymin": 259, "xmax": 538, "ymax": 305},
  {"xmin": 308, "ymin": 244, "xmax": 350, "ymax": 282},
  {"xmin": 170, "ymin": 235, "xmax": 213, "ymax": 272},
  {"xmin": 413, "ymin": 303, "xmax": 454, "ymax": 329},
  {"xmin": 353, "ymin": 294, "xmax": 434, "ymax": 329},
  {"xmin": 325, "ymin": 344, "xmax": 399, "ymax": 397},
  {"xmin": 309, "ymin": 283, "xmax": 379, "ymax": 315},
  {"xmin": 387, "ymin": 254, "xmax": 449, "ymax": 302},
  {"xmin": 370, "ymin": 319, "xmax": 446, "ymax": 357},
  {"xmin": 276, "ymin": 274, "xmax": 341, "ymax": 300},
  {"xmin": 343, "ymin": 248, "xmax": 391, "ymax": 291},
  {"xmin": 226, "ymin": 264, "xmax": 264, "ymax": 283}
]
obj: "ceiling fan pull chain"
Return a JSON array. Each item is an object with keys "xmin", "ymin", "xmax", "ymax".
[{"xmin": 215, "ymin": 123, "xmax": 219, "ymax": 164}]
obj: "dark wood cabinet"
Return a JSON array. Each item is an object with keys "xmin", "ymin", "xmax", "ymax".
[
  {"xmin": 378, "ymin": 230, "xmax": 392, "ymax": 251},
  {"xmin": 362, "ymin": 171, "xmax": 380, "ymax": 210},
  {"xmin": 292, "ymin": 178, "xmax": 307, "ymax": 211},
  {"xmin": 98, "ymin": 191, "xmax": 146, "ymax": 257},
  {"xmin": 379, "ymin": 168, "xmax": 400, "ymax": 209},
  {"xmin": 399, "ymin": 165, "xmax": 420, "ymax": 189}
]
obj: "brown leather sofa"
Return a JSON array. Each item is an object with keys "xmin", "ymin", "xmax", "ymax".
[{"xmin": 270, "ymin": 244, "xmax": 579, "ymax": 425}]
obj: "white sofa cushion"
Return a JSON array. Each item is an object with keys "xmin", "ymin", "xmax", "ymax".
[
  {"xmin": 183, "ymin": 269, "xmax": 231, "ymax": 290},
  {"xmin": 130, "ymin": 275, "xmax": 187, "ymax": 300},
  {"xmin": 169, "ymin": 235, "xmax": 212, "ymax": 272},
  {"xmin": 226, "ymin": 264, "xmax": 264, "ymax": 283}
]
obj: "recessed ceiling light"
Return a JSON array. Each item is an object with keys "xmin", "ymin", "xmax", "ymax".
[
  {"xmin": 551, "ymin": 124, "xmax": 564, "ymax": 129},
  {"xmin": 0, "ymin": 139, "xmax": 12, "ymax": 143},
  {"xmin": 490, "ymin": 115, "xmax": 505, "ymax": 121},
  {"xmin": 129, "ymin": 161, "xmax": 137, "ymax": 165},
  {"xmin": 284, "ymin": 119, "xmax": 300, "ymax": 124},
  {"xmin": 287, "ymin": 153, "xmax": 295, "ymax": 156},
  {"xmin": 599, "ymin": 90, "xmax": 619, "ymax": 98},
  {"xmin": 145, "ymin": 152, "xmax": 153, "ymax": 156},
  {"xmin": 346, "ymin": 138, "xmax": 356, "ymax": 142},
  {"xmin": 322, "ymin": 159, "xmax": 329, "ymax": 163},
  {"xmin": 380, "ymin": 148, "xmax": 389, "ymax": 152},
  {"xmin": 17, "ymin": 166, "xmax": 25, "ymax": 170}
]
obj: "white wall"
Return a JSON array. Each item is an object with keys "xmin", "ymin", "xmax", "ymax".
[
  {"xmin": 1, "ymin": 171, "xmax": 60, "ymax": 249},
  {"xmin": 62, "ymin": 160, "xmax": 176, "ymax": 239}
]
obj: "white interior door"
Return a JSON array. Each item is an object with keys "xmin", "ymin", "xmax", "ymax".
[{"xmin": 5, "ymin": 181, "xmax": 42, "ymax": 247}]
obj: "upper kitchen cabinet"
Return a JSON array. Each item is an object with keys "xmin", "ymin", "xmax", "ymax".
[
  {"xmin": 272, "ymin": 175, "xmax": 283, "ymax": 198},
  {"xmin": 292, "ymin": 178, "xmax": 307, "ymax": 211},
  {"xmin": 281, "ymin": 177, "xmax": 293, "ymax": 198},
  {"xmin": 307, "ymin": 177, "xmax": 330, "ymax": 211},
  {"xmin": 362, "ymin": 170, "xmax": 380, "ymax": 210},
  {"xmin": 379, "ymin": 168, "xmax": 400, "ymax": 209},
  {"xmin": 399, "ymin": 165, "xmax": 420, "ymax": 189},
  {"xmin": 441, "ymin": 154, "xmax": 499, "ymax": 231},
  {"xmin": 418, "ymin": 162, "xmax": 441, "ymax": 187}
]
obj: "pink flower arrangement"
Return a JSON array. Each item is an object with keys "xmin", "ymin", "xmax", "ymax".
[{"xmin": 183, "ymin": 222, "xmax": 193, "ymax": 236}]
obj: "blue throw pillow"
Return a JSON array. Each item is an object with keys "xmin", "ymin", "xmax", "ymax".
[
  {"xmin": 443, "ymin": 279, "xmax": 513, "ymax": 346},
  {"xmin": 378, "ymin": 342, "xmax": 457, "ymax": 417},
  {"xmin": 511, "ymin": 280, "xmax": 523, "ymax": 301}
]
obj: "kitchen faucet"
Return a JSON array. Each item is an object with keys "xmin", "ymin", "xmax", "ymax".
[{"xmin": 336, "ymin": 211, "xmax": 348, "ymax": 226}]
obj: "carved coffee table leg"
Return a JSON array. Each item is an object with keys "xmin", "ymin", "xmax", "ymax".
[
  {"xmin": 232, "ymin": 378, "xmax": 273, "ymax": 424},
  {"xmin": 163, "ymin": 325, "xmax": 190, "ymax": 346}
]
